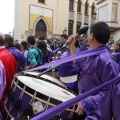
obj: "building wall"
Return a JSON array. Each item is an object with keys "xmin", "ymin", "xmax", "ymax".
[
  {"xmin": 14, "ymin": 0, "xmax": 96, "ymax": 41},
  {"xmin": 97, "ymin": 0, "xmax": 120, "ymax": 41},
  {"xmin": 110, "ymin": 30, "xmax": 120, "ymax": 41},
  {"xmin": 14, "ymin": 0, "xmax": 20, "ymax": 40}
]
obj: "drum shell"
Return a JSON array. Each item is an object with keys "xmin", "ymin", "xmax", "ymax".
[
  {"xmin": 2, "ymin": 78, "xmax": 59, "ymax": 119},
  {"xmin": 2, "ymin": 75, "xmax": 84, "ymax": 120}
]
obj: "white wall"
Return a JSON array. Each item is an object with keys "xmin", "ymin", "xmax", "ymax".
[{"xmin": 111, "ymin": 30, "xmax": 120, "ymax": 41}]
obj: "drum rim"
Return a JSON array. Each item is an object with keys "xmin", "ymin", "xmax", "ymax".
[
  {"xmin": 14, "ymin": 76, "xmax": 77, "ymax": 105},
  {"xmin": 23, "ymin": 72, "xmax": 66, "ymax": 88},
  {"xmin": 16, "ymin": 73, "xmax": 78, "ymax": 96}
]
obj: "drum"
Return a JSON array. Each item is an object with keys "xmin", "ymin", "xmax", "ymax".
[
  {"xmin": 24, "ymin": 71, "xmax": 66, "ymax": 88},
  {"xmin": 2, "ymin": 75, "xmax": 83, "ymax": 120}
]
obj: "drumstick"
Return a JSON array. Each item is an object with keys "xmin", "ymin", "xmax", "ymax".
[
  {"xmin": 64, "ymin": 25, "xmax": 89, "ymax": 46},
  {"xmin": 37, "ymin": 66, "xmax": 58, "ymax": 77}
]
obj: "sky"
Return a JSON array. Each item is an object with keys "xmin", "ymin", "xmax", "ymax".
[{"xmin": 0, "ymin": 0, "xmax": 15, "ymax": 34}]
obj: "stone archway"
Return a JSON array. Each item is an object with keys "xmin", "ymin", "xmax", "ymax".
[{"xmin": 35, "ymin": 19, "xmax": 47, "ymax": 38}]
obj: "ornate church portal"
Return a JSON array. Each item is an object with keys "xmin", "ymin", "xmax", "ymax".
[{"xmin": 35, "ymin": 19, "xmax": 47, "ymax": 38}]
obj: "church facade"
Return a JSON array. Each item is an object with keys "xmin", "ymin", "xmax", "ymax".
[{"xmin": 14, "ymin": 0, "xmax": 97, "ymax": 41}]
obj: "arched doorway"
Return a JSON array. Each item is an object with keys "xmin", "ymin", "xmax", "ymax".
[{"xmin": 35, "ymin": 19, "xmax": 47, "ymax": 38}]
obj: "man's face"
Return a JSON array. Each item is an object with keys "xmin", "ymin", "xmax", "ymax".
[
  {"xmin": 61, "ymin": 37, "xmax": 67, "ymax": 44},
  {"xmin": 87, "ymin": 33, "xmax": 93, "ymax": 47},
  {"xmin": 83, "ymin": 39, "xmax": 88, "ymax": 45},
  {"xmin": 87, "ymin": 35, "xmax": 90, "ymax": 42}
]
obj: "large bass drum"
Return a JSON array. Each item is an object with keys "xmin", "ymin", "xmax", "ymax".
[{"xmin": 2, "ymin": 74, "xmax": 83, "ymax": 120}]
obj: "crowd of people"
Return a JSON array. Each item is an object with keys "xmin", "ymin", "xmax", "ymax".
[{"xmin": 0, "ymin": 21, "xmax": 120, "ymax": 120}]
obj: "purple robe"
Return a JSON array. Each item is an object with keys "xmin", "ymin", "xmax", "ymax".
[
  {"xmin": 42, "ymin": 50, "xmax": 55, "ymax": 63},
  {"xmin": 112, "ymin": 77, "xmax": 120, "ymax": 120},
  {"xmin": 54, "ymin": 46, "xmax": 59, "ymax": 50},
  {"xmin": 58, "ymin": 50, "xmax": 79, "ymax": 94},
  {"xmin": 78, "ymin": 44, "xmax": 89, "ymax": 52},
  {"xmin": 0, "ymin": 61, "xmax": 6, "ymax": 120},
  {"xmin": 53, "ymin": 47, "xmax": 60, "ymax": 54},
  {"xmin": 115, "ymin": 51, "xmax": 120, "ymax": 71},
  {"xmin": 74, "ymin": 45, "xmax": 119, "ymax": 120},
  {"xmin": 58, "ymin": 61, "xmax": 79, "ymax": 94},
  {"xmin": 7, "ymin": 47, "xmax": 28, "ymax": 68},
  {"xmin": 61, "ymin": 45, "xmax": 68, "ymax": 54}
]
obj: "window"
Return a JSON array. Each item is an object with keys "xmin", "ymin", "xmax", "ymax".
[
  {"xmin": 69, "ymin": 0, "xmax": 74, "ymax": 11},
  {"xmin": 77, "ymin": 0, "xmax": 82, "ymax": 12},
  {"xmin": 91, "ymin": 2, "xmax": 95, "ymax": 16},
  {"xmin": 85, "ymin": 0, "xmax": 89, "ymax": 15},
  {"xmin": 68, "ymin": 20, "xmax": 73, "ymax": 35},
  {"xmin": 38, "ymin": 0, "xmax": 45, "ymax": 3},
  {"xmin": 76, "ymin": 22, "xmax": 81, "ymax": 33}
]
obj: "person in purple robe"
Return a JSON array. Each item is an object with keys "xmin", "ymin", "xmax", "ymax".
[
  {"xmin": 58, "ymin": 40, "xmax": 81, "ymax": 94},
  {"xmin": 0, "ymin": 60, "xmax": 6, "ymax": 120},
  {"xmin": 78, "ymin": 36, "xmax": 89, "ymax": 52},
  {"xmin": 58, "ymin": 61, "xmax": 79, "ymax": 94},
  {"xmin": 52, "ymin": 40, "xmax": 61, "ymax": 54},
  {"xmin": 112, "ymin": 75, "xmax": 120, "ymax": 120},
  {"xmin": 114, "ymin": 41, "xmax": 120, "ymax": 71},
  {"xmin": 66, "ymin": 21, "xmax": 119, "ymax": 120},
  {"xmin": 4, "ymin": 34, "xmax": 28, "ymax": 71}
]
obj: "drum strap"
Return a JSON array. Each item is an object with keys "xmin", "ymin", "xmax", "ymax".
[{"xmin": 31, "ymin": 47, "xmax": 43, "ymax": 66}]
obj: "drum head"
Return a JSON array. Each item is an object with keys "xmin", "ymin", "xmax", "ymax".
[
  {"xmin": 17, "ymin": 76, "xmax": 76, "ymax": 102},
  {"xmin": 24, "ymin": 71, "xmax": 66, "ymax": 87}
]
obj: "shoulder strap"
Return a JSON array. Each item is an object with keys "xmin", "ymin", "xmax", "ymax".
[{"xmin": 33, "ymin": 47, "xmax": 42, "ymax": 60}]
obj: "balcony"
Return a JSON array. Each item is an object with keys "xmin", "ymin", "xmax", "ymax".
[{"xmin": 106, "ymin": 22, "xmax": 120, "ymax": 32}]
